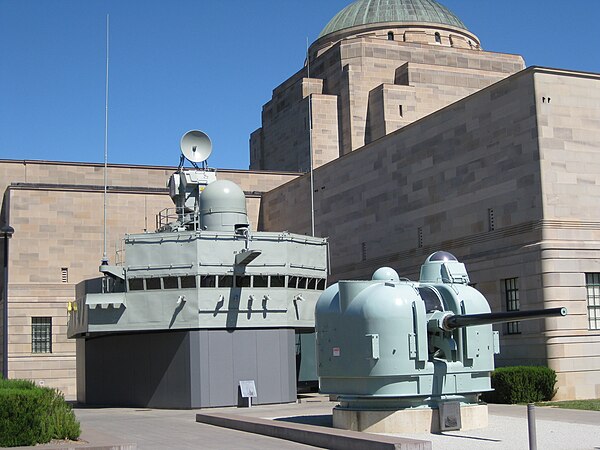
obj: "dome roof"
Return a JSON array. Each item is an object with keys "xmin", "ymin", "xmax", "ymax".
[{"xmin": 319, "ymin": 0, "xmax": 468, "ymax": 38}]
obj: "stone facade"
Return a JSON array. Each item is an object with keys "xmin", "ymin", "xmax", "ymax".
[
  {"xmin": 0, "ymin": 160, "xmax": 298, "ymax": 398},
  {"xmin": 251, "ymin": 25, "xmax": 524, "ymax": 172},
  {"xmin": 259, "ymin": 67, "xmax": 600, "ymax": 400}
]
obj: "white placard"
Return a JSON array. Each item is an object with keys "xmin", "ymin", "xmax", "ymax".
[{"xmin": 239, "ymin": 380, "xmax": 257, "ymax": 398}]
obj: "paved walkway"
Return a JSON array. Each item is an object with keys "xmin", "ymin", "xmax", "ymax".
[{"xmin": 50, "ymin": 396, "xmax": 600, "ymax": 450}]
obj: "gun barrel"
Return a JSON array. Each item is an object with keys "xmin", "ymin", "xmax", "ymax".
[{"xmin": 443, "ymin": 307, "xmax": 567, "ymax": 330}]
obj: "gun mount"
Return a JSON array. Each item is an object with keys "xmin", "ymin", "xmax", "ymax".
[{"xmin": 315, "ymin": 251, "xmax": 567, "ymax": 432}]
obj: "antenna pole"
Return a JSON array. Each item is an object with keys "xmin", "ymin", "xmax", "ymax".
[
  {"xmin": 307, "ymin": 37, "xmax": 315, "ymax": 237},
  {"xmin": 102, "ymin": 14, "xmax": 110, "ymax": 265}
]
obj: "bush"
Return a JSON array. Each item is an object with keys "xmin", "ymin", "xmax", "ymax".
[
  {"xmin": 0, "ymin": 378, "xmax": 36, "ymax": 390},
  {"xmin": 0, "ymin": 381, "xmax": 80, "ymax": 447},
  {"xmin": 483, "ymin": 366, "xmax": 557, "ymax": 404},
  {"xmin": 47, "ymin": 389, "xmax": 81, "ymax": 440}
]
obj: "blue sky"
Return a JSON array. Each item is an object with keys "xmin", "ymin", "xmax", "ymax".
[{"xmin": 1, "ymin": 0, "xmax": 599, "ymax": 170}]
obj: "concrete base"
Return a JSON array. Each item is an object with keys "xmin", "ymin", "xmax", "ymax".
[
  {"xmin": 197, "ymin": 412, "xmax": 432, "ymax": 450},
  {"xmin": 333, "ymin": 404, "xmax": 488, "ymax": 433}
]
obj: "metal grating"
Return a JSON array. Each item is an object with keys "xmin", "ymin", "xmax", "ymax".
[
  {"xmin": 32, "ymin": 317, "xmax": 52, "ymax": 353},
  {"xmin": 585, "ymin": 273, "xmax": 600, "ymax": 330},
  {"xmin": 504, "ymin": 277, "xmax": 520, "ymax": 334}
]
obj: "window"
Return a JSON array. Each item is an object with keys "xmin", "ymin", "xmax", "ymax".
[
  {"xmin": 287, "ymin": 276, "xmax": 298, "ymax": 289},
  {"xmin": 317, "ymin": 279, "xmax": 326, "ymax": 290},
  {"xmin": 399, "ymin": 104, "xmax": 404, "ymax": 117},
  {"xmin": 32, "ymin": 317, "xmax": 52, "ymax": 353},
  {"xmin": 307, "ymin": 278, "xmax": 317, "ymax": 290},
  {"xmin": 163, "ymin": 277, "xmax": 179, "ymax": 289},
  {"xmin": 271, "ymin": 276, "xmax": 285, "ymax": 288},
  {"xmin": 200, "ymin": 275, "xmax": 216, "ymax": 288},
  {"xmin": 435, "ymin": 32, "xmax": 442, "ymax": 44},
  {"xmin": 128, "ymin": 278, "xmax": 144, "ymax": 291},
  {"xmin": 236, "ymin": 276, "xmax": 251, "ymax": 288},
  {"xmin": 585, "ymin": 273, "xmax": 600, "ymax": 330},
  {"xmin": 449, "ymin": 36, "xmax": 454, "ymax": 47},
  {"xmin": 61, "ymin": 268, "xmax": 68, "ymax": 283},
  {"xmin": 297, "ymin": 277, "xmax": 308, "ymax": 289},
  {"xmin": 387, "ymin": 31, "xmax": 394, "ymax": 41},
  {"xmin": 504, "ymin": 278, "xmax": 520, "ymax": 334},
  {"xmin": 181, "ymin": 276, "xmax": 197, "ymax": 289},
  {"xmin": 218, "ymin": 275, "xmax": 233, "ymax": 288},
  {"xmin": 253, "ymin": 275, "xmax": 268, "ymax": 288},
  {"xmin": 146, "ymin": 278, "xmax": 161, "ymax": 290}
]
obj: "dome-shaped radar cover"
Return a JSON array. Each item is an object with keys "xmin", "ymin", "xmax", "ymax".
[
  {"xmin": 372, "ymin": 267, "xmax": 400, "ymax": 282},
  {"xmin": 427, "ymin": 251, "xmax": 458, "ymax": 262}
]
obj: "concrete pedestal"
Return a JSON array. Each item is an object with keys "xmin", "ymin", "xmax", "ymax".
[{"xmin": 333, "ymin": 404, "xmax": 488, "ymax": 433}]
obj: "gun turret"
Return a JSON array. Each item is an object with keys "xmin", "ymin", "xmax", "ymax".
[{"xmin": 315, "ymin": 251, "xmax": 568, "ymax": 429}]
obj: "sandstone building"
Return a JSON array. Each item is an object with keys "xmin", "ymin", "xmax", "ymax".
[{"xmin": 1, "ymin": 0, "xmax": 600, "ymax": 400}]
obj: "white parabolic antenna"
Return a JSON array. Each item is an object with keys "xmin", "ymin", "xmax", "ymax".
[{"xmin": 180, "ymin": 130, "xmax": 212, "ymax": 163}]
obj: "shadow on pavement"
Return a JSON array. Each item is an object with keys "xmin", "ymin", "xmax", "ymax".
[{"xmin": 275, "ymin": 414, "xmax": 333, "ymax": 427}]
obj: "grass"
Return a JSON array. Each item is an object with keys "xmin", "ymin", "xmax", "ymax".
[{"xmin": 536, "ymin": 399, "xmax": 600, "ymax": 411}]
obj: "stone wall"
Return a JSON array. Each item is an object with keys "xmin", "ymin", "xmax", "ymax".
[
  {"xmin": 534, "ymin": 69, "xmax": 600, "ymax": 399},
  {"xmin": 251, "ymin": 35, "xmax": 524, "ymax": 172},
  {"xmin": 260, "ymin": 67, "xmax": 600, "ymax": 399}
]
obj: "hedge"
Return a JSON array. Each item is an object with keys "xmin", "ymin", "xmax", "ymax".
[
  {"xmin": 0, "ymin": 378, "xmax": 80, "ymax": 447},
  {"xmin": 483, "ymin": 366, "xmax": 557, "ymax": 404}
]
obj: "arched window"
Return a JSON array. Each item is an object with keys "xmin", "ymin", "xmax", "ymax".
[
  {"xmin": 449, "ymin": 36, "xmax": 454, "ymax": 47},
  {"xmin": 387, "ymin": 31, "xmax": 394, "ymax": 41},
  {"xmin": 435, "ymin": 32, "xmax": 442, "ymax": 44}
]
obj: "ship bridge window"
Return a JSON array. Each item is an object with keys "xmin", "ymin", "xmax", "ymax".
[
  {"xmin": 236, "ymin": 276, "xmax": 251, "ymax": 288},
  {"xmin": 287, "ymin": 276, "xmax": 298, "ymax": 289},
  {"xmin": 317, "ymin": 279, "xmax": 326, "ymax": 290},
  {"xmin": 163, "ymin": 277, "xmax": 179, "ymax": 289},
  {"xmin": 297, "ymin": 277, "xmax": 308, "ymax": 289},
  {"xmin": 253, "ymin": 275, "xmax": 268, "ymax": 288},
  {"xmin": 418, "ymin": 287, "xmax": 444, "ymax": 312},
  {"xmin": 270, "ymin": 275, "xmax": 285, "ymax": 288},
  {"xmin": 146, "ymin": 278, "xmax": 161, "ymax": 290},
  {"xmin": 307, "ymin": 278, "xmax": 317, "ymax": 290},
  {"xmin": 128, "ymin": 278, "xmax": 144, "ymax": 291},
  {"xmin": 181, "ymin": 276, "xmax": 197, "ymax": 289},
  {"xmin": 218, "ymin": 275, "xmax": 233, "ymax": 288},
  {"xmin": 200, "ymin": 275, "xmax": 216, "ymax": 288}
]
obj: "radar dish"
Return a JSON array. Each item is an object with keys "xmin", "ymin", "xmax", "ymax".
[{"xmin": 180, "ymin": 130, "xmax": 212, "ymax": 163}]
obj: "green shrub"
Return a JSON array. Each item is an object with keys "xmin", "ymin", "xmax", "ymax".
[
  {"xmin": 483, "ymin": 366, "xmax": 557, "ymax": 404},
  {"xmin": 0, "ymin": 388, "xmax": 54, "ymax": 446},
  {"xmin": 47, "ymin": 389, "xmax": 80, "ymax": 440},
  {"xmin": 0, "ymin": 378, "xmax": 37, "ymax": 390},
  {"xmin": 0, "ymin": 381, "xmax": 80, "ymax": 447}
]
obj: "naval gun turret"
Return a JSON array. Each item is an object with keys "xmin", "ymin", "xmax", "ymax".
[
  {"xmin": 68, "ymin": 131, "xmax": 328, "ymax": 408},
  {"xmin": 315, "ymin": 251, "xmax": 566, "ymax": 433}
]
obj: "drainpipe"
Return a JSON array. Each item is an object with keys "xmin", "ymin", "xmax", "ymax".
[{"xmin": 1, "ymin": 224, "xmax": 14, "ymax": 380}]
